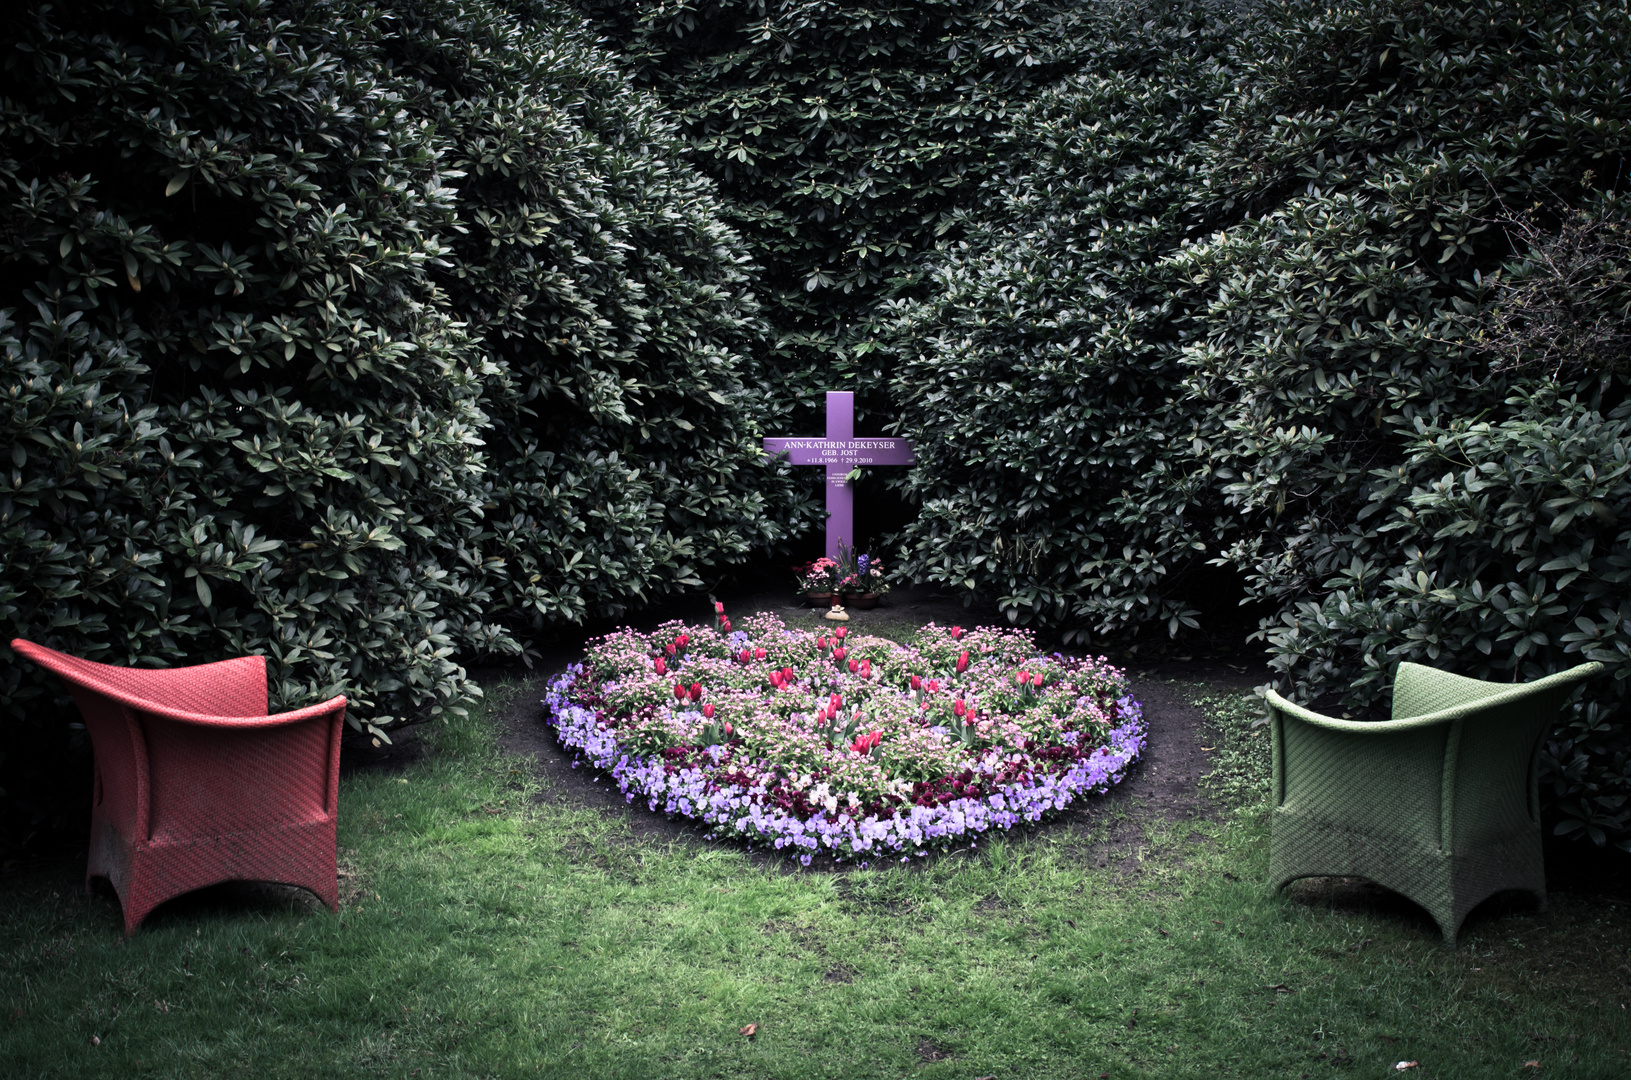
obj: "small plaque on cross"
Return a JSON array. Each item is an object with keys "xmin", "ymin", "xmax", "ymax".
[{"xmin": 763, "ymin": 391, "xmax": 914, "ymax": 562}]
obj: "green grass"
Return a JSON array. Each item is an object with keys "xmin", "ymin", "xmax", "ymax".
[{"xmin": 2, "ymin": 680, "xmax": 1628, "ymax": 1079}]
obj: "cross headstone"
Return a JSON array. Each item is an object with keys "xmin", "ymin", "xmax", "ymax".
[{"xmin": 763, "ymin": 391, "xmax": 914, "ymax": 563}]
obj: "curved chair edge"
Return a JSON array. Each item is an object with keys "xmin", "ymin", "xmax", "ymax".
[{"xmin": 1264, "ymin": 661, "xmax": 1602, "ymax": 734}]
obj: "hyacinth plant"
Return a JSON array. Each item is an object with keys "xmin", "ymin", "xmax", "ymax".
[{"xmin": 543, "ymin": 609, "xmax": 1144, "ymax": 865}]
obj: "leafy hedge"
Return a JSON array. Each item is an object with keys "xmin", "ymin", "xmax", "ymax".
[
  {"xmin": 0, "ymin": 0, "xmax": 804, "ymax": 852},
  {"xmin": 579, "ymin": 0, "xmax": 1082, "ymax": 411},
  {"xmin": 882, "ymin": 0, "xmax": 1631, "ymax": 847}
]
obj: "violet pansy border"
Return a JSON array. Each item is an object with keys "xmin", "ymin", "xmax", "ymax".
[{"xmin": 542, "ymin": 665, "xmax": 1146, "ymax": 866}]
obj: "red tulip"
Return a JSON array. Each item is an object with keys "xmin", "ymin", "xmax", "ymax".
[
  {"xmin": 654, "ymin": 656, "xmax": 666, "ymax": 676},
  {"xmin": 834, "ymin": 626, "xmax": 847, "ymax": 640},
  {"xmin": 848, "ymin": 658, "xmax": 859, "ymax": 674},
  {"xmin": 953, "ymin": 699, "xmax": 967, "ymax": 718},
  {"xmin": 714, "ymin": 601, "xmax": 725, "ymax": 615},
  {"xmin": 689, "ymin": 682, "xmax": 702, "ymax": 701},
  {"xmin": 927, "ymin": 679, "xmax": 940, "ymax": 694},
  {"xmin": 860, "ymin": 659, "xmax": 872, "ymax": 680},
  {"xmin": 910, "ymin": 674, "xmax": 922, "ymax": 691},
  {"xmin": 665, "ymin": 643, "xmax": 676, "ymax": 657},
  {"xmin": 782, "ymin": 666, "xmax": 794, "ymax": 682},
  {"xmin": 830, "ymin": 693, "xmax": 842, "ymax": 713},
  {"xmin": 703, "ymin": 703, "xmax": 715, "ymax": 719},
  {"xmin": 739, "ymin": 648, "xmax": 752, "ymax": 663},
  {"xmin": 674, "ymin": 683, "xmax": 687, "ymax": 700},
  {"xmin": 754, "ymin": 647, "xmax": 766, "ymax": 661},
  {"xmin": 833, "ymin": 646, "xmax": 846, "ymax": 662},
  {"xmin": 720, "ymin": 616, "xmax": 732, "ymax": 633},
  {"xmin": 1016, "ymin": 670, "xmax": 1028, "ymax": 686},
  {"xmin": 955, "ymin": 650, "xmax": 969, "ymax": 674},
  {"xmin": 950, "ymin": 626, "xmax": 963, "ymax": 640}
]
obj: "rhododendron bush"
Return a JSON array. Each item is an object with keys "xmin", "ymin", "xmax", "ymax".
[{"xmin": 544, "ymin": 612, "xmax": 1143, "ymax": 863}]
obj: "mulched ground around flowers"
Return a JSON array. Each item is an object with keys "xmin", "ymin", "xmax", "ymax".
[{"xmin": 481, "ymin": 583, "xmax": 1268, "ymax": 873}]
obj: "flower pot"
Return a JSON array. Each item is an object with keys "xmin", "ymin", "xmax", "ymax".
[
  {"xmin": 803, "ymin": 592, "xmax": 836, "ymax": 608},
  {"xmin": 841, "ymin": 592, "xmax": 880, "ymax": 610}
]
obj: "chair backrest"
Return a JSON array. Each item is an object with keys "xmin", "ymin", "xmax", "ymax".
[
  {"xmin": 1392, "ymin": 661, "xmax": 1603, "ymax": 853},
  {"xmin": 11, "ymin": 639, "xmax": 332, "ymax": 842}
]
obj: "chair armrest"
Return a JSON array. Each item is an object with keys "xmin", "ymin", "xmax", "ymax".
[
  {"xmin": 133, "ymin": 696, "xmax": 348, "ymax": 729},
  {"xmin": 1265, "ymin": 662, "xmax": 1602, "ymax": 734},
  {"xmin": 136, "ymin": 696, "xmax": 348, "ymax": 839},
  {"xmin": 1392, "ymin": 660, "xmax": 1603, "ymax": 722}
]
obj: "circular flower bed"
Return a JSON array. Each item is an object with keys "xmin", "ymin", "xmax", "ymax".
[{"xmin": 542, "ymin": 610, "xmax": 1145, "ymax": 865}]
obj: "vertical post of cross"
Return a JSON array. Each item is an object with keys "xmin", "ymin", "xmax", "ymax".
[
  {"xmin": 824, "ymin": 391, "xmax": 854, "ymax": 564},
  {"xmin": 762, "ymin": 392, "xmax": 915, "ymax": 565}
]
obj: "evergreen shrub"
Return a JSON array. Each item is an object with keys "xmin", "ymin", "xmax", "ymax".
[
  {"xmin": 883, "ymin": 0, "xmax": 1631, "ymax": 847},
  {"xmin": 580, "ymin": 0, "xmax": 1082, "ymax": 407},
  {"xmin": 0, "ymin": 0, "xmax": 797, "ymax": 851}
]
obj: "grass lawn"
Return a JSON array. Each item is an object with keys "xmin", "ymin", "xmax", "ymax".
[{"xmin": 2, "ymin": 661, "xmax": 1629, "ymax": 1078}]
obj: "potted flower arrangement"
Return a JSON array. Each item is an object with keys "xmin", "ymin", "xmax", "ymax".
[
  {"xmin": 793, "ymin": 557, "xmax": 841, "ymax": 607},
  {"xmin": 836, "ymin": 543, "xmax": 888, "ymax": 609}
]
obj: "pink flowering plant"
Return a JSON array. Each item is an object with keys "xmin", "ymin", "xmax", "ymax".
[
  {"xmin": 792, "ymin": 557, "xmax": 841, "ymax": 596},
  {"xmin": 543, "ymin": 609, "xmax": 1145, "ymax": 865}
]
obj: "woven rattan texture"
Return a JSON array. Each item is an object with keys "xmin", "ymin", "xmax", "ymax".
[
  {"xmin": 12, "ymin": 639, "xmax": 346, "ymax": 933},
  {"xmin": 1266, "ymin": 660, "xmax": 1602, "ymax": 944}
]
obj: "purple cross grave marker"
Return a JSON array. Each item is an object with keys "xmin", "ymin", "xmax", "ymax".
[{"xmin": 763, "ymin": 391, "xmax": 914, "ymax": 563}]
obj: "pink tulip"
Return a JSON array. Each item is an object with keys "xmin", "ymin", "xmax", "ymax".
[
  {"xmin": 703, "ymin": 703, "xmax": 715, "ymax": 719},
  {"xmin": 714, "ymin": 601, "xmax": 724, "ymax": 615},
  {"xmin": 754, "ymin": 647, "xmax": 766, "ymax": 661},
  {"xmin": 860, "ymin": 659, "xmax": 872, "ymax": 680},
  {"xmin": 955, "ymin": 650, "xmax": 969, "ymax": 674},
  {"xmin": 654, "ymin": 656, "xmax": 666, "ymax": 676},
  {"xmin": 927, "ymin": 679, "xmax": 940, "ymax": 693},
  {"xmin": 724, "ymin": 722, "xmax": 732, "ymax": 736},
  {"xmin": 830, "ymin": 693, "xmax": 842, "ymax": 713},
  {"xmin": 953, "ymin": 699, "xmax": 967, "ymax": 719},
  {"xmin": 950, "ymin": 626, "xmax": 963, "ymax": 640},
  {"xmin": 834, "ymin": 626, "xmax": 847, "ymax": 641},
  {"xmin": 848, "ymin": 658, "xmax": 859, "ymax": 674},
  {"xmin": 833, "ymin": 646, "xmax": 846, "ymax": 662},
  {"xmin": 739, "ymin": 648, "xmax": 752, "ymax": 663}
]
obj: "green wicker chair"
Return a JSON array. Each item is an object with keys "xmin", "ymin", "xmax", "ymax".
[{"xmin": 1264, "ymin": 660, "xmax": 1602, "ymax": 944}]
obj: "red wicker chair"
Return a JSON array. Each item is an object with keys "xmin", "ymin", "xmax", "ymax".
[{"xmin": 12, "ymin": 639, "xmax": 346, "ymax": 933}]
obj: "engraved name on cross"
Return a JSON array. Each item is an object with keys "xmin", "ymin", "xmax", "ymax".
[{"xmin": 762, "ymin": 391, "xmax": 915, "ymax": 563}]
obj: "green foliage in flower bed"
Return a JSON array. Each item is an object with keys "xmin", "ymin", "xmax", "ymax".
[
  {"xmin": 551, "ymin": 613, "xmax": 1141, "ymax": 861},
  {"xmin": 0, "ymin": 0, "xmax": 810, "ymax": 848},
  {"xmin": 880, "ymin": 0, "xmax": 1631, "ymax": 847}
]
